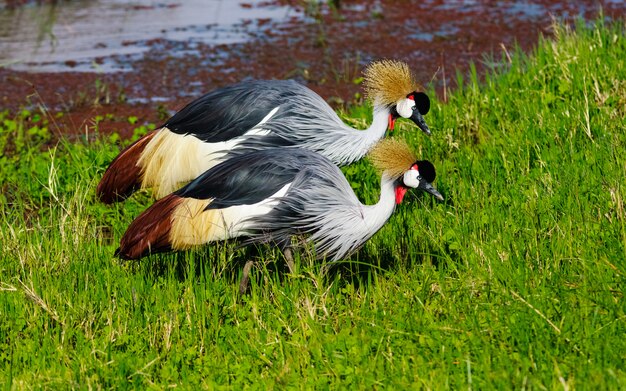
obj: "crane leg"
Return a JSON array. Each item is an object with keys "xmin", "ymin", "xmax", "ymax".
[
  {"xmin": 239, "ymin": 260, "xmax": 254, "ymax": 295},
  {"xmin": 283, "ymin": 247, "xmax": 295, "ymax": 274},
  {"xmin": 239, "ymin": 244, "xmax": 295, "ymax": 295}
]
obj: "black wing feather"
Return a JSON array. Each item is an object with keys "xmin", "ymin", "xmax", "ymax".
[
  {"xmin": 175, "ymin": 148, "xmax": 316, "ymax": 209},
  {"xmin": 164, "ymin": 80, "xmax": 303, "ymax": 143}
]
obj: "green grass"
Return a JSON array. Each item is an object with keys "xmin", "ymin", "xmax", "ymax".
[{"xmin": 2, "ymin": 19, "xmax": 626, "ymax": 389}]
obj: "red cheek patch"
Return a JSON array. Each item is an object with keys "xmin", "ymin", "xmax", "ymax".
[
  {"xmin": 395, "ymin": 186, "xmax": 408, "ymax": 204},
  {"xmin": 388, "ymin": 113, "xmax": 396, "ymax": 131}
]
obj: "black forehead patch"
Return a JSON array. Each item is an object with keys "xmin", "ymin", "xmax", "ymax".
[
  {"xmin": 416, "ymin": 160, "xmax": 436, "ymax": 183},
  {"xmin": 411, "ymin": 92, "xmax": 430, "ymax": 115}
]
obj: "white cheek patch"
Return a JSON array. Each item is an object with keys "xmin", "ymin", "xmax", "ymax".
[
  {"xmin": 403, "ymin": 170, "xmax": 420, "ymax": 188},
  {"xmin": 396, "ymin": 98, "xmax": 415, "ymax": 119}
]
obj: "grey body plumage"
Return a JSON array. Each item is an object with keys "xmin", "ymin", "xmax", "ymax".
[
  {"xmin": 169, "ymin": 79, "xmax": 391, "ymax": 166},
  {"xmin": 172, "ymin": 145, "xmax": 440, "ymax": 261}
]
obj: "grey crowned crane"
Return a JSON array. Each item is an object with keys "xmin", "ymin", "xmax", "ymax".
[
  {"xmin": 115, "ymin": 139, "xmax": 443, "ymax": 287},
  {"xmin": 97, "ymin": 60, "xmax": 432, "ymax": 203}
]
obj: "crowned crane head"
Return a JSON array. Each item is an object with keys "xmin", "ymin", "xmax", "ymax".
[
  {"xmin": 369, "ymin": 138, "xmax": 443, "ymax": 203},
  {"xmin": 363, "ymin": 59, "xmax": 431, "ymax": 135}
]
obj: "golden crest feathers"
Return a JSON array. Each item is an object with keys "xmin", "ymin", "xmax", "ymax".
[
  {"xmin": 368, "ymin": 138, "xmax": 417, "ymax": 179},
  {"xmin": 363, "ymin": 60, "xmax": 419, "ymax": 106}
]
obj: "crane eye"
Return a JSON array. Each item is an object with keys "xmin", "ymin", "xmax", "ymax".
[{"xmin": 412, "ymin": 105, "xmax": 417, "ymax": 111}]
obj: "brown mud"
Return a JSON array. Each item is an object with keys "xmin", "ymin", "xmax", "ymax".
[{"xmin": 1, "ymin": 1, "xmax": 624, "ymax": 139}]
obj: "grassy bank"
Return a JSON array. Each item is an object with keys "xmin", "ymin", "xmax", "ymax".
[{"xmin": 1, "ymin": 19, "xmax": 625, "ymax": 389}]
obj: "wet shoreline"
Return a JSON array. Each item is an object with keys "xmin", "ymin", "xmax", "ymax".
[{"xmin": 1, "ymin": 1, "xmax": 624, "ymax": 139}]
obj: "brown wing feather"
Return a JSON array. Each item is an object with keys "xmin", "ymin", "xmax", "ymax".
[
  {"xmin": 97, "ymin": 131, "xmax": 157, "ymax": 203},
  {"xmin": 116, "ymin": 194, "xmax": 183, "ymax": 259}
]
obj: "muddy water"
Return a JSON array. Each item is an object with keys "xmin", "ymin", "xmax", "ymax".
[
  {"xmin": 0, "ymin": 1, "xmax": 624, "ymax": 137},
  {"xmin": 0, "ymin": 0, "xmax": 297, "ymax": 72}
]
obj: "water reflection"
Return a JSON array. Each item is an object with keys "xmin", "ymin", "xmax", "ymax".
[
  {"xmin": 0, "ymin": 0, "xmax": 295, "ymax": 72},
  {"xmin": 1, "ymin": 0, "xmax": 624, "ymax": 76}
]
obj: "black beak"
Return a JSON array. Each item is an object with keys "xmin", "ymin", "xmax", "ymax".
[
  {"xmin": 410, "ymin": 110, "xmax": 431, "ymax": 136},
  {"xmin": 419, "ymin": 181, "xmax": 443, "ymax": 201}
]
